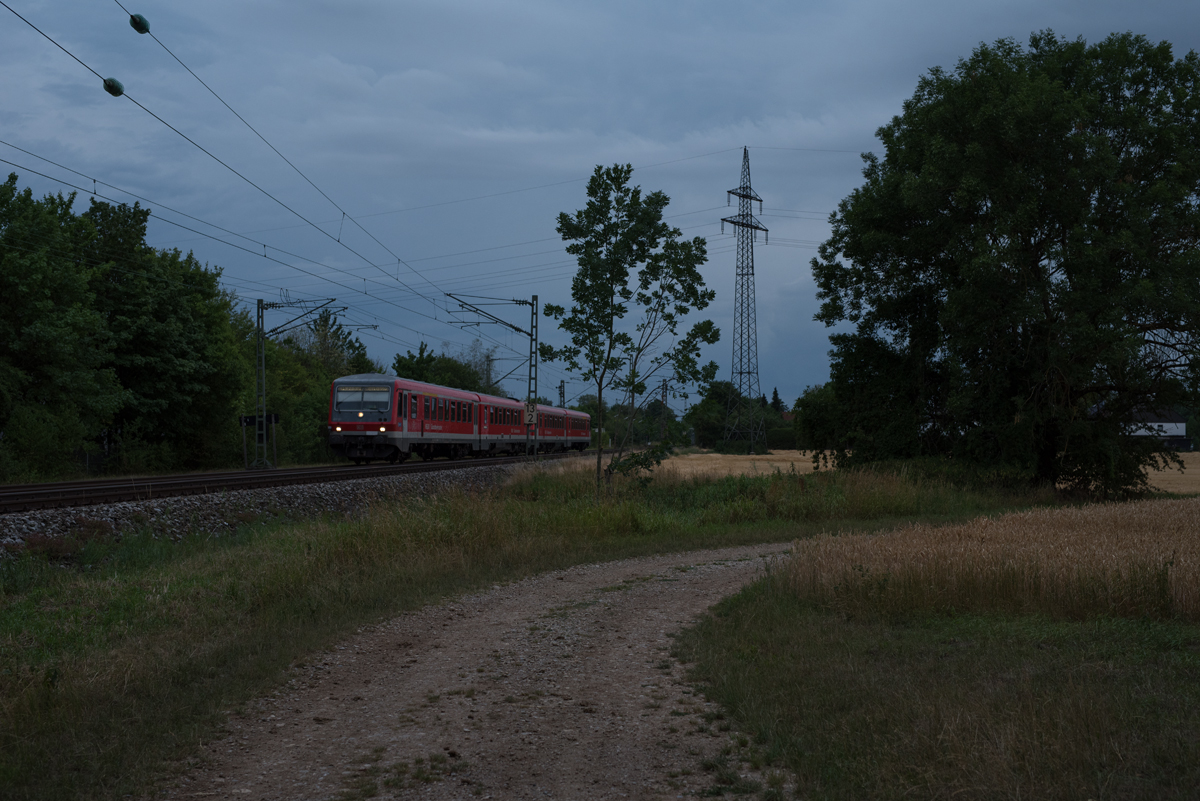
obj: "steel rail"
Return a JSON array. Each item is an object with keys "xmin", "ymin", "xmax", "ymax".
[{"xmin": 0, "ymin": 452, "xmax": 580, "ymax": 514}]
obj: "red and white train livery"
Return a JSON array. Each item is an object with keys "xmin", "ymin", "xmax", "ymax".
[{"xmin": 327, "ymin": 373, "xmax": 590, "ymax": 464}]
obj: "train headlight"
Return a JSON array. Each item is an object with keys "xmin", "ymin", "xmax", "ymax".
[
  {"xmin": 358, "ymin": 412, "xmax": 364, "ymax": 418},
  {"xmin": 379, "ymin": 426, "xmax": 386, "ymax": 432},
  {"xmin": 335, "ymin": 426, "xmax": 342, "ymax": 432}
]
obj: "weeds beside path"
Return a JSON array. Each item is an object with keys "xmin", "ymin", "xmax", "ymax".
[{"xmin": 1, "ymin": 461, "xmax": 1056, "ymax": 800}]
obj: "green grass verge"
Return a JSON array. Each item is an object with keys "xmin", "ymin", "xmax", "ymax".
[
  {"xmin": 674, "ymin": 573, "xmax": 1200, "ymax": 799},
  {"xmin": 2, "ymin": 463, "xmax": 1051, "ymax": 801}
]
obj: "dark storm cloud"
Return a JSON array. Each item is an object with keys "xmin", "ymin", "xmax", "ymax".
[{"xmin": 3, "ymin": 0, "xmax": 1199, "ymax": 406}]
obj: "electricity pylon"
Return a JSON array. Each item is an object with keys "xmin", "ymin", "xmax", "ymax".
[{"xmin": 720, "ymin": 147, "xmax": 768, "ymax": 453}]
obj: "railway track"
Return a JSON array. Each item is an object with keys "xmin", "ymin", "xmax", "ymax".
[{"xmin": 0, "ymin": 452, "xmax": 580, "ymax": 514}]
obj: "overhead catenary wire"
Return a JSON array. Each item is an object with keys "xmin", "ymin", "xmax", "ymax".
[
  {"xmin": 3, "ymin": 1, "xmax": 452, "ymax": 315},
  {"xmin": 0, "ymin": 140, "xmax": 544, "ymax": 363},
  {"xmin": 0, "ymin": 155, "xmax": 488, "ymax": 351},
  {"xmin": 2, "ymin": 5, "xmax": 818, "ymax": 385}
]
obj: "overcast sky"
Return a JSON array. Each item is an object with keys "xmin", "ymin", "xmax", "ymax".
[{"xmin": 4, "ymin": 1, "xmax": 1199, "ymax": 412}]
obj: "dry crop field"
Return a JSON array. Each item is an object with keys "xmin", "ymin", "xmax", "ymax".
[
  {"xmin": 556, "ymin": 449, "xmax": 818, "ymax": 479},
  {"xmin": 786, "ymin": 497, "xmax": 1200, "ymax": 619},
  {"xmin": 678, "ymin": 492, "xmax": 1200, "ymax": 798},
  {"xmin": 664, "ymin": 449, "xmax": 817, "ymax": 478},
  {"xmin": 662, "ymin": 448, "xmax": 1200, "ymax": 492},
  {"xmin": 1148, "ymin": 451, "xmax": 1200, "ymax": 493}
]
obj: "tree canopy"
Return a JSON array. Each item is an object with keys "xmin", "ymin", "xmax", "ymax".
[
  {"xmin": 810, "ymin": 31, "xmax": 1200, "ymax": 495},
  {"xmin": 391, "ymin": 340, "xmax": 500, "ymax": 395},
  {"xmin": 542, "ymin": 164, "xmax": 719, "ymax": 488},
  {"xmin": 0, "ymin": 174, "xmax": 381, "ymax": 479}
]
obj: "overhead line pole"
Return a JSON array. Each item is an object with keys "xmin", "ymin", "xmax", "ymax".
[
  {"xmin": 446, "ymin": 293, "xmax": 539, "ymax": 457},
  {"xmin": 252, "ymin": 296, "xmax": 338, "ymax": 470}
]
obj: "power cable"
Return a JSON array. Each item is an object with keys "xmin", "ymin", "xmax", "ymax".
[
  {"xmin": 0, "ymin": 149, "xmax": 500, "ymax": 346},
  {"xmin": 3, "ymin": 1, "xmax": 450, "ymax": 315},
  {"xmin": 0, "ymin": 155, "xmax": 482, "ymax": 349}
]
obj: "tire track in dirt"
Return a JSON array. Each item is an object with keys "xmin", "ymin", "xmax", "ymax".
[{"xmin": 163, "ymin": 542, "xmax": 791, "ymax": 800}]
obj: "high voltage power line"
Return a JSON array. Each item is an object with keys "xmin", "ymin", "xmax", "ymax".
[
  {"xmin": 2, "ymin": 1, "xmax": 842, "ymax": 393},
  {"xmin": 1, "ymin": 141, "xmax": 742, "ymax": 389},
  {"xmin": 1, "ymin": 0, "xmax": 456, "ymax": 325}
]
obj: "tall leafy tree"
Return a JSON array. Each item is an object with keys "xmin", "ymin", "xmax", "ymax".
[
  {"xmin": 391, "ymin": 340, "xmax": 497, "ymax": 393},
  {"xmin": 542, "ymin": 164, "xmax": 719, "ymax": 491},
  {"xmin": 683, "ymin": 381, "xmax": 740, "ymax": 449},
  {"xmin": 83, "ymin": 199, "xmax": 246, "ymax": 471},
  {"xmin": 287, "ymin": 308, "xmax": 376, "ymax": 378},
  {"xmin": 812, "ymin": 31, "xmax": 1200, "ymax": 496},
  {"xmin": 0, "ymin": 176, "xmax": 124, "ymax": 478}
]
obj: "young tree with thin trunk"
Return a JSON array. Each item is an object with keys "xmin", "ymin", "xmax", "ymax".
[{"xmin": 542, "ymin": 164, "xmax": 719, "ymax": 493}]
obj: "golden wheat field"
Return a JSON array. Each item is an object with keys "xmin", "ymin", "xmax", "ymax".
[
  {"xmin": 786, "ymin": 497, "xmax": 1200, "ymax": 620},
  {"xmin": 663, "ymin": 450, "xmax": 817, "ymax": 478},
  {"xmin": 1146, "ymin": 451, "xmax": 1200, "ymax": 492},
  {"xmin": 659, "ymin": 450, "xmax": 1200, "ymax": 490}
]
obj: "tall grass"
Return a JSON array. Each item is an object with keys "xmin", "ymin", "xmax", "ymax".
[
  {"xmin": 676, "ymin": 497, "xmax": 1200, "ymax": 799},
  {"xmin": 785, "ymin": 498, "xmax": 1200, "ymax": 621},
  {"xmin": 0, "ymin": 462, "xmax": 1051, "ymax": 800}
]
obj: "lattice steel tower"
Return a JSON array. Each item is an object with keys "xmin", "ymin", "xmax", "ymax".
[{"xmin": 721, "ymin": 147, "xmax": 768, "ymax": 452}]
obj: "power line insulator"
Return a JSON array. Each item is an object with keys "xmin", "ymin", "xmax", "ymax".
[
  {"xmin": 103, "ymin": 77, "xmax": 124, "ymax": 97},
  {"xmin": 129, "ymin": 14, "xmax": 150, "ymax": 34}
]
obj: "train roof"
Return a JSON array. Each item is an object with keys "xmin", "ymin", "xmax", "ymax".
[
  {"xmin": 330, "ymin": 373, "xmax": 588, "ymax": 419},
  {"xmin": 332, "ymin": 373, "xmax": 394, "ymax": 383}
]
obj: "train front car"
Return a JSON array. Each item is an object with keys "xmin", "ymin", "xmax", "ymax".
[{"xmin": 327, "ymin": 373, "xmax": 403, "ymax": 464}]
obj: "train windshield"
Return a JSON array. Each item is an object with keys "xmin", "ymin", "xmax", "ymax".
[{"xmin": 335, "ymin": 386, "xmax": 391, "ymax": 412}]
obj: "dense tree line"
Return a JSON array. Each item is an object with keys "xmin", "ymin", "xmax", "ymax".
[
  {"xmin": 391, "ymin": 339, "xmax": 501, "ymax": 395},
  {"xmin": 0, "ymin": 175, "xmax": 492, "ymax": 481},
  {"xmin": 684, "ymin": 382, "xmax": 791, "ymax": 449},
  {"xmin": 807, "ymin": 32, "xmax": 1200, "ymax": 495}
]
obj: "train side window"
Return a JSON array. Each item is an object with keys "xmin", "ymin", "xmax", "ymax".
[
  {"xmin": 410, "ymin": 395, "xmax": 417, "ymax": 419},
  {"xmin": 423, "ymin": 396, "xmax": 430, "ymax": 418}
]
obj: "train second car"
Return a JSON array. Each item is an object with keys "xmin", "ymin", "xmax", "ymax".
[{"xmin": 326, "ymin": 373, "xmax": 591, "ymax": 464}]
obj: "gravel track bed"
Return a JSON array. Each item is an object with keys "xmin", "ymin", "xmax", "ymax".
[{"xmin": 0, "ymin": 463, "xmax": 520, "ymax": 552}]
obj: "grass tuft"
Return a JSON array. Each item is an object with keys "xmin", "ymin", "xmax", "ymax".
[
  {"xmin": 676, "ymin": 498, "xmax": 1200, "ymax": 799},
  {"xmin": 1, "ymin": 461, "xmax": 1050, "ymax": 800}
]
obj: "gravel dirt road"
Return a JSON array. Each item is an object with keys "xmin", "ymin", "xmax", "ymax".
[{"xmin": 164, "ymin": 542, "xmax": 791, "ymax": 800}]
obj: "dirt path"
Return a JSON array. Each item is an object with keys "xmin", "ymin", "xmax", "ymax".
[{"xmin": 165, "ymin": 542, "xmax": 791, "ymax": 800}]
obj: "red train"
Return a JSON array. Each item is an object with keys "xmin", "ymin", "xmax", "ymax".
[{"xmin": 327, "ymin": 373, "xmax": 591, "ymax": 464}]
